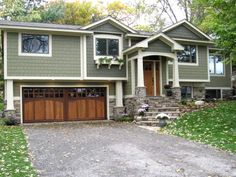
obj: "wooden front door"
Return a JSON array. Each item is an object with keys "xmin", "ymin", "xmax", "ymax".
[
  {"xmin": 23, "ymin": 87, "xmax": 106, "ymax": 123},
  {"xmin": 144, "ymin": 61, "xmax": 154, "ymax": 96},
  {"xmin": 144, "ymin": 61, "xmax": 160, "ymax": 96}
]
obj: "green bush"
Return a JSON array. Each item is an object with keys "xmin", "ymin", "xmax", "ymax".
[
  {"xmin": 116, "ymin": 116, "xmax": 134, "ymax": 122},
  {"xmin": 0, "ymin": 118, "xmax": 18, "ymax": 126}
]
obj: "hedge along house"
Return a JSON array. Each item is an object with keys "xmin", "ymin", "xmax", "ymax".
[{"xmin": 1, "ymin": 16, "xmax": 233, "ymax": 123}]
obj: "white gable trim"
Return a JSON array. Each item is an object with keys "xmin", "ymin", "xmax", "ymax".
[
  {"xmin": 162, "ymin": 20, "xmax": 212, "ymax": 40},
  {"xmin": 82, "ymin": 16, "xmax": 137, "ymax": 33},
  {"xmin": 123, "ymin": 33, "xmax": 184, "ymax": 54}
]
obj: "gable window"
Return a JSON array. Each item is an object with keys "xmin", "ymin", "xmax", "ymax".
[
  {"xmin": 19, "ymin": 33, "xmax": 52, "ymax": 57},
  {"xmin": 209, "ymin": 53, "xmax": 224, "ymax": 75},
  {"xmin": 177, "ymin": 45, "xmax": 197, "ymax": 63},
  {"xmin": 94, "ymin": 34, "xmax": 122, "ymax": 59}
]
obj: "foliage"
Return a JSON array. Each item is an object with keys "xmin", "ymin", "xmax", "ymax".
[
  {"xmin": 116, "ymin": 116, "xmax": 134, "ymax": 122},
  {"xmin": 196, "ymin": 0, "xmax": 236, "ymax": 62},
  {"xmin": 0, "ymin": 125, "xmax": 37, "ymax": 176},
  {"xmin": 164, "ymin": 101, "xmax": 236, "ymax": 153},
  {"xmin": 0, "ymin": 118, "xmax": 18, "ymax": 126}
]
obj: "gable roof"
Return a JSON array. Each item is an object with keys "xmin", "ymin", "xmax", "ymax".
[
  {"xmin": 123, "ymin": 33, "xmax": 184, "ymax": 54},
  {"xmin": 82, "ymin": 16, "xmax": 137, "ymax": 33},
  {"xmin": 162, "ymin": 20, "xmax": 212, "ymax": 40}
]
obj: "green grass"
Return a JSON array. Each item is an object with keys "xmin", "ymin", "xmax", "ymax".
[
  {"xmin": 0, "ymin": 124, "xmax": 37, "ymax": 177},
  {"xmin": 164, "ymin": 101, "xmax": 236, "ymax": 153}
]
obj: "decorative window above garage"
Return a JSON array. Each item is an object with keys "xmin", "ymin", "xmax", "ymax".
[
  {"xmin": 177, "ymin": 45, "xmax": 197, "ymax": 64},
  {"xmin": 19, "ymin": 33, "xmax": 52, "ymax": 57},
  {"xmin": 94, "ymin": 34, "xmax": 124, "ymax": 69}
]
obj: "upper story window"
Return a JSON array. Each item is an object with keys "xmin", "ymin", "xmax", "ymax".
[
  {"xmin": 209, "ymin": 53, "xmax": 224, "ymax": 75},
  {"xmin": 177, "ymin": 45, "xmax": 197, "ymax": 63},
  {"xmin": 19, "ymin": 33, "xmax": 52, "ymax": 57},
  {"xmin": 94, "ymin": 34, "xmax": 122, "ymax": 59}
]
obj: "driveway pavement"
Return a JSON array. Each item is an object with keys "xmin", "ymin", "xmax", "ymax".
[{"xmin": 24, "ymin": 122, "xmax": 236, "ymax": 177}]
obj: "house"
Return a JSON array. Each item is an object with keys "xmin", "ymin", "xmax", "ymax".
[{"xmin": 0, "ymin": 16, "xmax": 233, "ymax": 123}]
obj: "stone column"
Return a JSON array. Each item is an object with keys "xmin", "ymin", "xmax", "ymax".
[
  {"xmin": 113, "ymin": 81, "xmax": 124, "ymax": 119},
  {"xmin": 135, "ymin": 50, "xmax": 146, "ymax": 98},
  {"xmin": 173, "ymin": 52, "xmax": 180, "ymax": 88}
]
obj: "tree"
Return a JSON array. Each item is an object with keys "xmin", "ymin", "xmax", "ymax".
[
  {"xmin": 40, "ymin": 0, "xmax": 65, "ymax": 23},
  {"xmin": 197, "ymin": 0, "xmax": 236, "ymax": 62}
]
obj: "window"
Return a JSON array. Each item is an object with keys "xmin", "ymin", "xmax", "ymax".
[
  {"xmin": 209, "ymin": 53, "xmax": 224, "ymax": 75},
  {"xmin": 205, "ymin": 89, "xmax": 221, "ymax": 99},
  {"xmin": 177, "ymin": 45, "xmax": 196, "ymax": 63},
  {"xmin": 96, "ymin": 38, "xmax": 119, "ymax": 56},
  {"xmin": 181, "ymin": 86, "xmax": 192, "ymax": 99},
  {"xmin": 19, "ymin": 33, "xmax": 51, "ymax": 56}
]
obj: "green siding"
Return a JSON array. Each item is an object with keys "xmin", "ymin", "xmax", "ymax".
[
  {"xmin": 206, "ymin": 63, "xmax": 231, "ymax": 87},
  {"xmin": 165, "ymin": 24, "xmax": 207, "ymax": 40},
  {"xmin": 128, "ymin": 51, "xmax": 138, "ymax": 59},
  {"xmin": 91, "ymin": 22, "xmax": 126, "ymax": 33},
  {"xmin": 7, "ymin": 32, "xmax": 81, "ymax": 77},
  {"xmin": 168, "ymin": 45, "xmax": 208, "ymax": 80},
  {"xmin": 86, "ymin": 36, "xmax": 126, "ymax": 77},
  {"xmin": 124, "ymin": 60, "xmax": 132, "ymax": 95},
  {"xmin": 13, "ymin": 81, "xmax": 115, "ymax": 97},
  {"xmin": 143, "ymin": 39, "xmax": 172, "ymax": 53}
]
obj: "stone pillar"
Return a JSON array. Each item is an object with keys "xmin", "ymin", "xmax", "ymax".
[
  {"xmin": 173, "ymin": 52, "xmax": 180, "ymax": 88},
  {"xmin": 113, "ymin": 81, "xmax": 124, "ymax": 119},
  {"xmin": 171, "ymin": 87, "xmax": 181, "ymax": 101}
]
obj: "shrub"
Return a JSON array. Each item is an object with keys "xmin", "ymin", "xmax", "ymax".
[
  {"xmin": 0, "ymin": 118, "xmax": 18, "ymax": 126},
  {"xmin": 116, "ymin": 116, "xmax": 134, "ymax": 122}
]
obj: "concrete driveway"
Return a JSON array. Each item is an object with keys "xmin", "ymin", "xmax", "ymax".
[{"xmin": 24, "ymin": 122, "xmax": 236, "ymax": 177}]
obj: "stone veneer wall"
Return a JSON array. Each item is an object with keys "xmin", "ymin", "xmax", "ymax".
[
  {"xmin": 109, "ymin": 98, "xmax": 116, "ymax": 118},
  {"xmin": 193, "ymin": 87, "xmax": 206, "ymax": 99}
]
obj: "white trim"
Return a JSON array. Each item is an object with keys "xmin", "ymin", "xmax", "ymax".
[
  {"xmin": 126, "ymin": 54, "xmax": 128, "ymax": 80},
  {"xmin": 166, "ymin": 59, "xmax": 169, "ymax": 84},
  {"xmin": 207, "ymin": 46, "xmax": 210, "ymax": 82},
  {"xmin": 115, "ymin": 81, "xmax": 123, "ymax": 107},
  {"xmin": 5, "ymin": 76, "xmax": 83, "ymax": 80},
  {"xmin": 4, "ymin": 31, "xmax": 7, "ymax": 78},
  {"xmin": 159, "ymin": 59, "xmax": 163, "ymax": 96},
  {"xmin": 131, "ymin": 59, "xmax": 135, "ymax": 96},
  {"xmin": 141, "ymin": 52, "xmax": 176, "ymax": 59},
  {"xmin": 20, "ymin": 84, "xmax": 110, "ymax": 124},
  {"xmin": 128, "ymin": 38, "xmax": 131, "ymax": 47},
  {"xmin": 18, "ymin": 33, "xmax": 52, "ymax": 57},
  {"xmin": 13, "ymin": 96, "xmax": 21, "ymax": 100},
  {"xmin": 162, "ymin": 20, "xmax": 212, "ymax": 40},
  {"xmin": 93, "ymin": 34, "xmax": 122, "ymax": 60},
  {"xmin": 0, "ymin": 25, "xmax": 93, "ymax": 34},
  {"xmin": 80, "ymin": 36, "xmax": 84, "ymax": 79},
  {"xmin": 83, "ymin": 77, "xmax": 127, "ymax": 81},
  {"xmin": 169, "ymin": 79, "xmax": 210, "ymax": 82},
  {"xmin": 125, "ymin": 33, "xmax": 149, "ymax": 38},
  {"xmin": 172, "ymin": 38, "xmax": 214, "ymax": 44},
  {"xmin": 83, "ymin": 35, "xmax": 87, "ymax": 78},
  {"xmin": 153, "ymin": 61, "xmax": 156, "ymax": 96},
  {"xmin": 124, "ymin": 95, "xmax": 135, "ymax": 98},
  {"xmin": 6, "ymin": 80, "xmax": 15, "ymax": 110},
  {"xmin": 109, "ymin": 95, "xmax": 116, "ymax": 99},
  {"xmin": 123, "ymin": 33, "xmax": 184, "ymax": 54},
  {"xmin": 82, "ymin": 16, "xmax": 137, "ymax": 33},
  {"xmin": 205, "ymin": 87, "xmax": 232, "ymax": 90}
]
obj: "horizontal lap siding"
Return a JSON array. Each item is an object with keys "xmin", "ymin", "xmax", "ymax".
[
  {"xmin": 124, "ymin": 61, "xmax": 132, "ymax": 95},
  {"xmin": 206, "ymin": 63, "xmax": 232, "ymax": 87},
  {"xmin": 168, "ymin": 45, "xmax": 208, "ymax": 80},
  {"xmin": 165, "ymin": 24, "xmax": 206, "ymax": 40},
  {"xmin": 143, "ymin": 39, "xmax": 172, "ymax": 53},
  {"xmin": 13, "ymin": 82, "xmax": 115, "ymax": 97},
  {"xmin": 7, "ymin": 32, "xmax": 81, "ymax": 77}
]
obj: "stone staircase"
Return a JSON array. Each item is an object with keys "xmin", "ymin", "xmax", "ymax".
[{"xmin": 135, "ymin": 96, "xmax": 181, "ymax": 127}]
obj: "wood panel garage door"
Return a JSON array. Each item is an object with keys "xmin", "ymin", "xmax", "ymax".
[{"xmin": 23, "ymin": 87, "xmax": 106, "ymax": 123}]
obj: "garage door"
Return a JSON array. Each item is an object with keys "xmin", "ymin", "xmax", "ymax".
[{"xmin": 23, "ymin": 87, "xmax": 106, "ymax": 123}]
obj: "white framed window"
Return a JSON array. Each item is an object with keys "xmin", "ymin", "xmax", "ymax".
[
  {"xmin": 177, "ymin": 45, "xmax": 198, "ymax": 65},
  {"xmin": 94, "ymin": 34, "xmax": 122, "ymax": 60},
  {"xmin": 209, "ymin": 53, "xmax": 224, "ymax": 76},
  {"xmin": 18, "ymin": 33, "xmax": 52, "ymax": 57}
]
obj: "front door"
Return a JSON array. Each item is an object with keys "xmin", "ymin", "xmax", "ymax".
[{"xmin": 144, "ymin": 61, "xmax": 160, "ymax": 96}]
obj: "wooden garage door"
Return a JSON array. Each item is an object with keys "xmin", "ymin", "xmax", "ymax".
[{"xmin": 23, "ymin": 87, "xmax": 106, "ymax": 123}]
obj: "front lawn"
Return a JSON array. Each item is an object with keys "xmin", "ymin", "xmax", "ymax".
[
  {"xmin": 0, "ymin": 121, "xmax": 37, "ymax": 177},
  {"xmin": 164, "ymin": 101, "xmax": 236, "ymax": 153}
]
